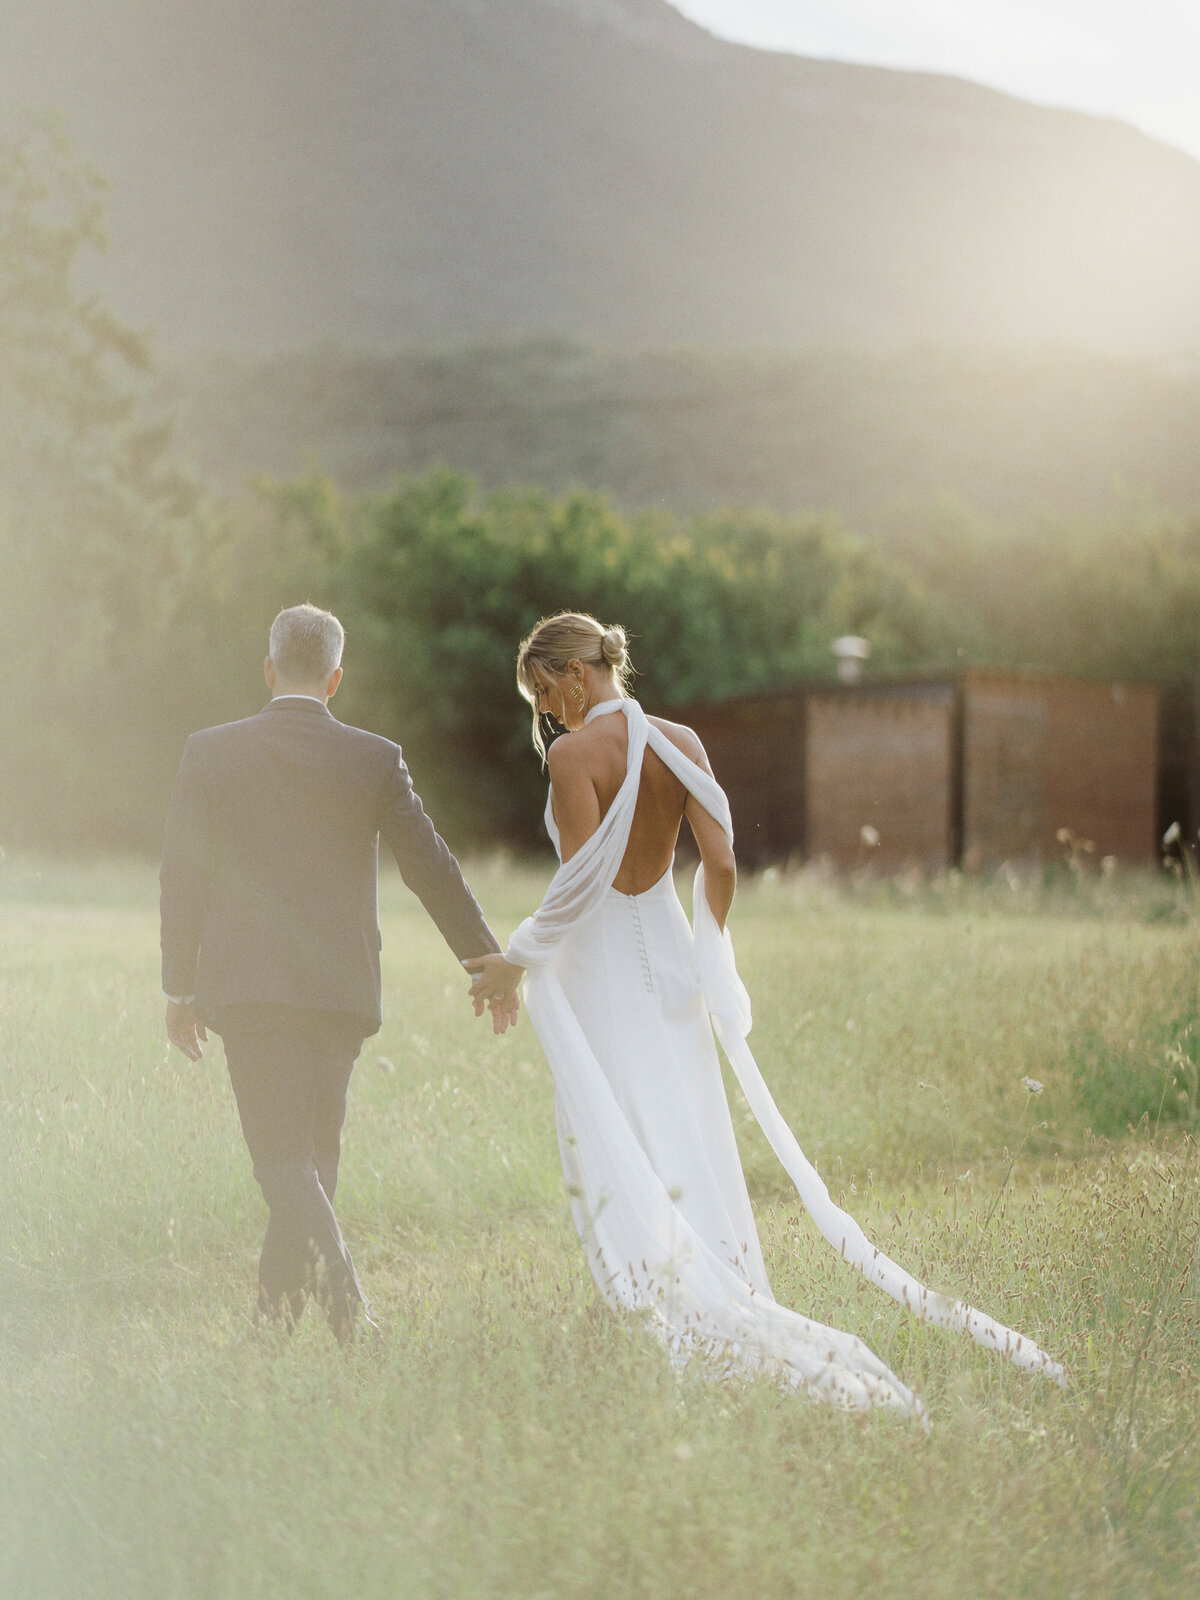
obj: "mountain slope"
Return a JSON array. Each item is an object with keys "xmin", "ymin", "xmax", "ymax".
[
  {"xmin": 3, "ymin": 0, "xmax": 1199, "ymax": 353},
  {"xmin": 160, "ymin": 341, "xmax": 1200, "ymax": 522}
]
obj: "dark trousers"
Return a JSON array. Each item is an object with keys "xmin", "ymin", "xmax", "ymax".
[{"xmin": 215, "ymin": 1004, "xmax": 369, "ymax": 1336}]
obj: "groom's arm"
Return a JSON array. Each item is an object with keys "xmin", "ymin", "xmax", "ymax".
[{"xmin": 378, "ymin": 747, "xmax": 500, "ymax": 962}]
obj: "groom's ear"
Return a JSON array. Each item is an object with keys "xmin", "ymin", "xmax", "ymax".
[
  {"xmin": 264, "ymin": 657, "xmax": 276, "ymax": 690},
  {"xmin": 326, "ymin": 666, "xmax": 343, "ymax": 699}
]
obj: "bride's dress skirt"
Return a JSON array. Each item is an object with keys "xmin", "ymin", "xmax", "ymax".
[
  {"xmin": 553, "ymin": 869, "xmax": 770, "ymax": 1299},
  {"xmin": 542, "ymin": 869, "xmax": 931, "ymax": 1416}
]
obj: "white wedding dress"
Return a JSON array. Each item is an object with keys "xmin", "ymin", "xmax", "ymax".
[{"xmin": 506, "ymin": 699, "xmax": 1065, "ymax": 1421}]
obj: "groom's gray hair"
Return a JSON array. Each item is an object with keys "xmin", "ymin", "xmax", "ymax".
[{"xmin": 268, "ymin": 603, "xmax": 345, "ymax": 685}]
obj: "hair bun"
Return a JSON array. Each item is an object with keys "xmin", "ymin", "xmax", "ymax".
[{"xmin": 600, "ymin": 626, "xmax": 627, "ymax": 667}]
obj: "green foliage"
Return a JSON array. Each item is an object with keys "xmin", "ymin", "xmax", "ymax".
[
  {"xmin": 269, "ymin": 468, "xmax": 1200, "ymax": 849},
  {"xmin": 872, "ymin": 496, "xmax": 1200, "ymax": 682},
  {"xmin": 274, "ymin": 470, "xmax": 955, "ymax": 844},
  {"xmin": 0, "ymin": 119, "xmax": 202, "ymax": 848}
]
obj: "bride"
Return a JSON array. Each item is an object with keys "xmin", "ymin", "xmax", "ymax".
[{"xmin": 465, "ymin": 612, "xmax": 1064, "ymax": 1420}]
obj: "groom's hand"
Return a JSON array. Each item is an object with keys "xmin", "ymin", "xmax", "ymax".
[{"xmin": 165, "ymin": 999, "xmax": 207, "ymax": 1061}]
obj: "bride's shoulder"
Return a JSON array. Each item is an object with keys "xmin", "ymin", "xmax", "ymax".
[
  {"xmin": 647, "ymin": 715, "xmax": 711, "ymax": 770},
  {"xmin": 545, "ymin": 730, "xmax": 591, "ymax": 775}
]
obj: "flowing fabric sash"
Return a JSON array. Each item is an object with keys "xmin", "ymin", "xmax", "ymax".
[
  {"xmin": 507, "ymin": 699, "xmax": 1066, "ymax": 1408},
  {"xmin": 505, "ymin": 700, "xmax": 654, "ymax": 970}
]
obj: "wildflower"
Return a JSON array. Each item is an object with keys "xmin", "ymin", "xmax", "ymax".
[
  {"xmin": 1021, "ymin": 1077, "xmax": 1045, "ymax": 1096},
  {"xmin": 860, "ymin": 824, "xmax": 881, "ymax": 848}
]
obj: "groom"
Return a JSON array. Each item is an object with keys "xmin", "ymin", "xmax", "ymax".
[{"xmin": 160, "ymin": 602, "xmax": 511, "ymax": 1340}]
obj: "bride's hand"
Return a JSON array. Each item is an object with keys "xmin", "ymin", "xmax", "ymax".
[{"xmin": 463, "ymin": 953, "xmax": 525, "ymax": 1034}]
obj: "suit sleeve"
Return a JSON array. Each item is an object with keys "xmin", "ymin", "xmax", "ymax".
[
  {"xmin": 379, "ymin": 748, "xmax": 500, "ymax": 961},
  {"xmin": 159, "ymin": 736, "xmax": 212, "ymax": 998}
]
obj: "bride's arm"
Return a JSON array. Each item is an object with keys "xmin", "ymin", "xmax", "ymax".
[
  {"xmin": 676, "ymin": 733, "xmax": 737, "ymax": 929},
  {"xmin": 462, "ymin": 737, "xmax": 602, "ymax": 1020},
  {"xmin": 687, "ymin": 794, "xmax": 737, "ymax": 929},
  {"xmin": 545, "ymin": 735, "xmax": 602, "ymax": 863}
]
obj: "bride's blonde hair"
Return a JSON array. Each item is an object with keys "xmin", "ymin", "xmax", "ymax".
[{"xmin": 517, "ymin": 611, "xmax": 633, "ymax": 761}]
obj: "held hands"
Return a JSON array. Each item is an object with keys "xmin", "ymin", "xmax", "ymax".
[
  {"xmin": 462, "ymin": 953, "xmax": 525, "ymax": 1036},
  {"xmin": 165, "ymin": 999, "xmax": 207, "ymax": 1061}
]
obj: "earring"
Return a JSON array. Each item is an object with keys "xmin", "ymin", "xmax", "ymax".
[{"xmin": 571, "ymin": 680, "xmax": 585, "ymax": 708}]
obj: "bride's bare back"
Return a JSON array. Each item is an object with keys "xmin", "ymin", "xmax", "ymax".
[{"xmin": 547, "ymin": 702, "xmax": 737, "ymax": 915}]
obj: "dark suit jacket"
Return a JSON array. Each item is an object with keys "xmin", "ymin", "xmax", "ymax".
[{"xmin": 159, "ymin": 696, "xmax": 499, "ymax": 1032}]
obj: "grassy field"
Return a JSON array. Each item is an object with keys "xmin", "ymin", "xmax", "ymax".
[{"xmin": 2, "ymin": 854, "xmax": 1198, "ymax": 1600}]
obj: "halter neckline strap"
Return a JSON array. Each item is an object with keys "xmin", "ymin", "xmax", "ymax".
[{"xmin": 584, "ymin": 698, "xmax": 632, "ymax": 724}]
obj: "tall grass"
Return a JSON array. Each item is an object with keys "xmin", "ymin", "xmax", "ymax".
[{"xmin": 1, "ymin": 857, "xmax": 1197, "ymax": 1598}]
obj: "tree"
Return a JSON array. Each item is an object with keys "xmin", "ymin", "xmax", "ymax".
[
  {"xmin": 0, "ymin": 119, "xmax": 202, "ymax": 848},
  {"xmin": 272, "ymin": 469, "xmax": 960, "ymax": 849}
]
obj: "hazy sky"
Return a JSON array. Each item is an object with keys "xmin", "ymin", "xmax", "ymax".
[{"xmin": 668, "ymin": 1, "xmax": 1200, "ymax": 163}]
